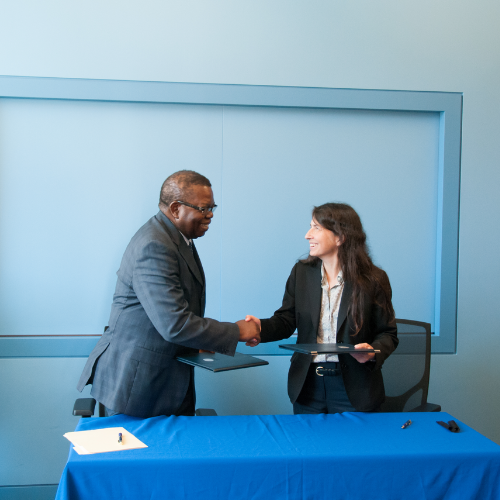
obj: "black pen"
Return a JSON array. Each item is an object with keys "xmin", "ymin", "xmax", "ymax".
[
  {"xmin": 401, "ymin": 420, "xmax": 412, "ymax": 429},
  {"xmin": 118, "ymin": 432, "xmax": 123, "ymax": 444}
]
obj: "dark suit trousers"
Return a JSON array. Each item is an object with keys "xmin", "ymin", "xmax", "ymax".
[
  {"xmin": 104, "ymin": 372, "xmax": 195, "ymax": 417},
  {"xmin": 293, "ymin": 362, "xmax": 356, "ymax": 414}
]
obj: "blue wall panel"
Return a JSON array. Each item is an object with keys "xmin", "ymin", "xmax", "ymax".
[
  {"xmin": 0, "ymin": 98, "xmax": 224, "ymax": 335},
  {"xmin": 0, "ymin": 77, "xmax": 462, "ymax": 354},
  {"xmin": 220, "ymin": 106, "xmax": 440, "ymax": 335}
]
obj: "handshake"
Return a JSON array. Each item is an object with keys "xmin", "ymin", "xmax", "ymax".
[{"xmin": 236, "ymin": 315, "xmax": 261, "ymax": 347}]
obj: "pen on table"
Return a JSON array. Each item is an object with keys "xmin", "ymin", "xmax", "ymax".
[
  {"xmin": 401, "ymin": 420, "xmax": 412, "ymax": 429},
  {"xmin": 118, "ymin": 432, "xmax": 123, "ymax": 444}
]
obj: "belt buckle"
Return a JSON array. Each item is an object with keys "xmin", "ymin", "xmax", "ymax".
[{"xmin": 315, "ymin": 366, "xmax": 324, "ymax": 377}]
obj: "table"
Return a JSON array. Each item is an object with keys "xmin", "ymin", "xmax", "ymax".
[{"xmin": 56, "ymin": 412, "xmax": 500, "ymax": 500}]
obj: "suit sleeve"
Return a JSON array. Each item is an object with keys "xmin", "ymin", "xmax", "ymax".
[
  {"xmin": 369, "ymin": 271, "xmax": 398, "ymax": 369},
  {"xmin": 260, "ymin": 264, "xmax": 298, "ymax": 343},
  {"xmin": 132, "ymin": 240, "xmax": 239, "ymax": 356}
]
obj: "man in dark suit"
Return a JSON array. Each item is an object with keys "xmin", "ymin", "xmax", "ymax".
[{"xmin": 77, "ymin": 170, "xmax": 259, "ymax": 418}]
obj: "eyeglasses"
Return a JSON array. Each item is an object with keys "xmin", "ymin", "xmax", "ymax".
[{"xmin": 175, "ymin": 200, "xmax": 218, "ymax": 214}]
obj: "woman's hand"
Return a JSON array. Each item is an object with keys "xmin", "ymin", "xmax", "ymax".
[
  {"xmin": 350, "ymin": 343, "xmax": 376, "ymax": 363},
  {"xmin": 244, "ymin": 315, "xmax": 261, "ymax": 346}
]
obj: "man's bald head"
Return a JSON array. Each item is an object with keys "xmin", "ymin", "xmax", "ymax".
[{"xmin": 159, "ymin": 170, "xmax": 212, "ymax": 209}]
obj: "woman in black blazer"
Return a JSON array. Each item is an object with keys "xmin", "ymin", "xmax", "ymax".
[{"xmin": 246, "ymin": 203, "xmax": 398, "ymax": 414}]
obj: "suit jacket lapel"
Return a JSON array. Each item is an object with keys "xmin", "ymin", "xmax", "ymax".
[
  {"xmin": 178, "ymin": 242, "xmax": 204, "ymax": 286},
  {"xmin": 191, "ymin": 242, "xmax": 206, "ymax": 314},
  {"xmin": 308, "ymin": 264, "xmax": 322, "ymax": 343},
  {"xmin": 337, "ymin": 280, "xmax": 352, "ymax": 341},
  {"xmin": 191, "ymin": 243, "xmax": 205, "ymax": 285},
  {"xmin": 157, "ymin": 212, "xmax": 205, "ymax": 287}
]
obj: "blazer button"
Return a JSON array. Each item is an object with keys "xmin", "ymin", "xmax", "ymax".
[{"xmin": 341, "ymin": 363, "xmax": 347, "ymax": 369}]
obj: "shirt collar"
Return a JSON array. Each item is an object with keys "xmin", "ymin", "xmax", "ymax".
[
  {"xmin": 321, "ymin": 265, "xmax": 344, "ymax": 289},
  {"xmin": 179, "ymin": 231, "xmax": 192, "ymax": 248}
]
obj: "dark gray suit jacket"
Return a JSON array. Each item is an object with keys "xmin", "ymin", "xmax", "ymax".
[
  {"xmin": 260, "ymin": 261, "xmax": 398, "ymax": 411},
  {"xmin": 77, "ymin": 211, "xmax": 239, "ymax": 418}
]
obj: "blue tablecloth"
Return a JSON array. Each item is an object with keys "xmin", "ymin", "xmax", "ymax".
[{"xmin": 56, "ymin": 412, "xmax": 500, "ymax": 500}]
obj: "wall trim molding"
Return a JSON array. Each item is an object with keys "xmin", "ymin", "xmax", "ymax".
[
  {"xmin": 0, "ymin": 336, "xmax": 100, "ymax": 358},
  {"xmin": 0, "ymin": 484, "xmax": 58, "ymax": 500}
]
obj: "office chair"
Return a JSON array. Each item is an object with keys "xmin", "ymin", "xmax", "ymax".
[
  {"xmin": 73, "ymin": 398, "xmax": 105, "ymax": 417},
  {"xmin": 379, "ymin": 319, "xmax": 441, "ymax": 412}
]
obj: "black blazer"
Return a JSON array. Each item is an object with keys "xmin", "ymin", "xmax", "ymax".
[
  {"xmin": 260, "ymin": 261, "xmax": 398, "ymax": 411},
  {"xmin": 77, "ymin": 211, "xmax": 239, "ymax": 418}
]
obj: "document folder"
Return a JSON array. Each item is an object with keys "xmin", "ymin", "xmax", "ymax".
[
  {"xmin": 279, "ymin": 343, "xmax": 380, "ymax": 355},
  {"xmin": 176, "ymin": 352, "xmax": 269, "ymax": 372}
]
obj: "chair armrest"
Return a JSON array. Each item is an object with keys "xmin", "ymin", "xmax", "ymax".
[
  {"xmin": 409, "ymin": 402, "xmax": 442, "ymax": 412},
  {"xmin": 73, "ymin": 398, "xmax": 96, "ymax": 417},
  {"xmin": 195, "ymin": 408, "xmax": 218, "ymax": 416}
]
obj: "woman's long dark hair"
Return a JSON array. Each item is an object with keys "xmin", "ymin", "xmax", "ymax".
[{"xmin": 301, "ymin": 202, "xmax": 395, "ymax": 334}]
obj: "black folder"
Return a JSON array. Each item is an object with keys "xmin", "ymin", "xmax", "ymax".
[
  {"xmin": 279, "ymin": 343, "xmax": 380, "ymax": 355},
  {"xmin": 176, "ymin": 352, "xmax": 269, "ymax": 372}
]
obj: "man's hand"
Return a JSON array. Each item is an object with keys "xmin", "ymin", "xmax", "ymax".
[
  {"xmin": 236, "ymin": 316, "xmax": 261, "ymax": 347},
  {"xmin": 350, "ymin": 343, "xmax": 376, "ymax": 363}
]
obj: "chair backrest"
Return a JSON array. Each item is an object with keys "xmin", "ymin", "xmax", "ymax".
[{"xmin": 379, "ymin": 319, "xmax": 431, "ymax": 412}]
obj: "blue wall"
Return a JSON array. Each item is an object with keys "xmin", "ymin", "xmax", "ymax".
[{"xmin": 1, "ymin": 0, "xmax": 500, "ymax": 495}]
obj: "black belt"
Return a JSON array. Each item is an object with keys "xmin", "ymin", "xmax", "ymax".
[{"xmin": 314, "ymin": 363, "xmax": 341, "ymax": 377}]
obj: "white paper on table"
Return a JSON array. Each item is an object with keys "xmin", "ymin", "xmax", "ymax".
[{"xmin": 64, "ymin": 427, "xmax": 148, "ymax": 455}]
